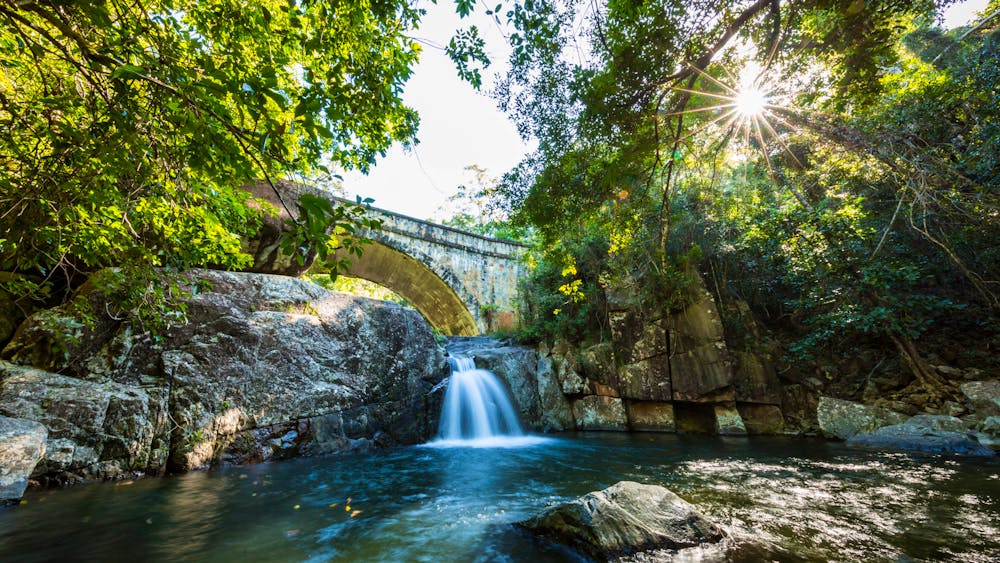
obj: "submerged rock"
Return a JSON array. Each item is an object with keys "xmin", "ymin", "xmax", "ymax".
[
  {"xmin": 817, "ymin": 396, "xmax": 907, "ymax": 440},
  {"xmin": 0, "ymin": 415, "xmax": 47, "ymax": 505},
  {"xmin": 517, "ymin": 481, "xmax": 725, "ymax": 560},
  {"xmin": 846, "ymin": 423, "xmax": 995, "ymax": 457}
]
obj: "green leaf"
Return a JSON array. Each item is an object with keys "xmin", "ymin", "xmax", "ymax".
[{"xmin": 111, "ymin": 64, "xmax": 145, "ymax": 80}]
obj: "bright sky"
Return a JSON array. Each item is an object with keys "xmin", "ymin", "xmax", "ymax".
[
  {"xmin": 339, "ymin": 5, "xmax": 525, "ymax": 220},
  {"xmin": 341, "ymin": 0, "xmax": 990, "ymax": 220}
]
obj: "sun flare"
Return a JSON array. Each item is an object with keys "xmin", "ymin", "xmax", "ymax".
[{"xmin": 734, "ymin": 86, "xmax": 767, "ymax": 117}]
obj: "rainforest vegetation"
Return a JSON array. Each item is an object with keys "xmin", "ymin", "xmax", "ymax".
[
  {"xmin": 2, "ymin": 1, "xmax": 999, "ymax": 405},
  {"xmin": 486, "ymin": 0, "xmax": 1000, "ymax": 407}
]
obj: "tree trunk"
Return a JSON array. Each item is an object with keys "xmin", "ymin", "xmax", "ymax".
[{"xmin": 889, "ymin": 332, "xmax": 953, "ymax": 399}]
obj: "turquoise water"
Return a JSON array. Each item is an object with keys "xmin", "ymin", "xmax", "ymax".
[{"xmin": 1, "ymin": 433, "xmax": 998, "ymax": 561}]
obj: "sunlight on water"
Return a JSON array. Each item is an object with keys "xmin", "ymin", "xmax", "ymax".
[{"xmin": 1, "ymin": 434, "xmax": 997, "ymax": 561}]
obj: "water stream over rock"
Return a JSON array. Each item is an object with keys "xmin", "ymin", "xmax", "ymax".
[{"xmin": 429, "ymin": 355, "xmax": 549, "ymax": 448}]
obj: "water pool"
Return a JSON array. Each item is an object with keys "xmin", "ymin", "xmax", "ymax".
[{"xmin": 2, "ymin": 432, "xmax": 998, "ymax": 561}]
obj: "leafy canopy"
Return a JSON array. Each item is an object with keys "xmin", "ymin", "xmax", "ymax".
[{"xmin": 0, "ymin": 0, "xmax": 489, "ymax": 328}]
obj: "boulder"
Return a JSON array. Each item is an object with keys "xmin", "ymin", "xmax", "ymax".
[
  {"xmin": 517, "ymin": 481, "xmax": 725, "ymax": 559},
  {"xmin": 846, "ymin": 423, "xmax": 995, "ymax": 457},
  {"xmin": 533, "ymin": 354, "xmax": 577, "ymax": 432},
  {"xmin": 614, "ymin": 359, "xmax": 672, "ymax": 401},
  {"xmin": 608, "ymin": 311, "xmax": 673, "ymax": 401},
  {"xmin": 975, "ymin": 416, "xmax": 1000, "ymax": 451},
  {"xmin": 732, "ymin": 350, "xmax": 782, "ymax": 405},
  {"xmin": 572, "ymin": 396, "xmax": 628, "ymax": 431},
  {"xmin": 666, "ymin": 286, "xmax": 734, "ymax": 403},
  {"xmin": 0, "ymin": 415, "xmax": 47, "ymax": 505},
  {"xmin": 737, "ymin": 403, "xmax": 786, "ymax": 435},
  {"xmin": 0, "ymin": 270, "xmax": 446, "ymax": 480},
  {"xmin": 817, "ymin": 396, "xmax": 907, "ymax": 440},
  {"xmin": 960, "ymin": 381, "xmax": 1000, "ymax": 417},
  {"xmin": 578, "ymin": 342, "xmax": 616, "ymax": 387},
  {"xmin": 905, "ymin": 414, "xmax": 968, "ymax": 433},
  {"xmin": 548, "ymin": 340, "xmax": 588, "ymax": 395},
  {"xmin": 780, "ymin": 384, "xmax": 819, "ymax": 434},
  {"xmin": 0, "ymin": 362, "xmax": 168, "ymax": 482}
]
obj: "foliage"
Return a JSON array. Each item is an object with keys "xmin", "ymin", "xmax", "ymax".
[
  {"xmin": 0, "ymin": 0, "xmax": 490, "ymax": 332},
  {"xmin": 490, "ymin": 0, "xmax": 1000, "ymax": 391},
  {"xmin": 280, "ymin": 194, "xmax": 384, "ymax": 274},
  {"xmin": 516, "ymin": 234, "xmax": 608, "ymax": 344},
  {"xmin": 436, "ymin": 165, "xmax": 535, "ymax": 242}
]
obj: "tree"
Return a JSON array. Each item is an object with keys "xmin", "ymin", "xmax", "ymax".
[
  {"xmin": 0, "ymin": 0, "xmax": 489, "ymax": 328},
  {"xmin": 493, "ymin": 0, "xmax": 1000, "ymax": 400}
]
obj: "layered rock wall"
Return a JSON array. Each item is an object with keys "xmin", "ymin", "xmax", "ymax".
[
  {"xmin": 0, "ymin": 270, "xmax": 447, "ymax": 487},
  {"xmin": 456, "ymin": 274, "xmax": 785, "ymax": 435}
]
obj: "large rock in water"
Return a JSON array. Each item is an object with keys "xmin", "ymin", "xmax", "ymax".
[
  {"xmin": 0, "ymin": 363, "xmax": 168, "ymax": 482},
  {"xmin": 0, "ymin": 415, "xmax": 47, "ymax": 505},
  {"xmin": 0, "ymin": 270, "xmax": 446, "ymax": 481},
  {"xmin": 517, "ymin": 481, "xmax": 726, "ymax": 560},
  {"xmin": 960, "ymin": 380, "xmax": 1000, "ymax": 418},
  {"xmin": 817, "ymin": 396, "xmax": 908, "ymax": 440},
  {"xmin": 847, "ymin": 423, "xmax": 994, "ymax": 457}
]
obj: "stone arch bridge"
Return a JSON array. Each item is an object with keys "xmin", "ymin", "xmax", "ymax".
[
  {"xmin": 245, "ymin": 182, "xmax": 529, "ymax": 336},
  {"xmin": 329, "ymin": 197, "xmax": 528, "ymax": 336}
]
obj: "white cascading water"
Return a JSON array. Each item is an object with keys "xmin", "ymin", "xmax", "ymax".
[{"xmin": 434, "ymin": 356, "xmax": 525, "ymax": 444}]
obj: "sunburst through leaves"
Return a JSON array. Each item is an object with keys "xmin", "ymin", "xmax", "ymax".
[{"xmin": 666, "ymin": 61, "xmax": 803, "ymax": 175}]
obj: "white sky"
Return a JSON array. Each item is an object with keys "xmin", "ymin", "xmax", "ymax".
[
  {"xmin": 339, "ymin": 5, "xmax": 526, "ymax": 220},
  {"xmin": 341, "ymin": 0, "xmax": 990, "ymax": 220}
]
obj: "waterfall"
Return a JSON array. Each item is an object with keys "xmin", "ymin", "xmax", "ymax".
[{"xmin": 431, "ymin": 355, "xmax": 529, "ymax": 446}]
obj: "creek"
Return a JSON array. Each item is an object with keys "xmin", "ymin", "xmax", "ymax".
[{"xmin": 1, "ymin": 432, "xmax": 998, "ymax": 561}]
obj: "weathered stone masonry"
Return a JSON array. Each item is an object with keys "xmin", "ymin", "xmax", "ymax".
[{"xmin": 335, "ymin": 198, "xmax": 528, "ymax": 336}]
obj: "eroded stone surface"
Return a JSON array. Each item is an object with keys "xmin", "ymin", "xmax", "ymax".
[
  {"xmin": 817, "ymin": 396, "xmax": 908, "ymax": 440},
  {"xmin": 0, "ymin": 415, "xmax": 47, "ymax": 504},
  {"xmin": 625, "ymin": 401, "xmax": 676, "ymax": 432},
  {"xmin": 572, "ymin": 396, "xmax": 628, "ymax": 431},
  {"xmin": 517, "ymin": 481, "xmax": 725, "ymax": 559},
  {"xmin": 0, "ymin": 271, "xmax": 447, "ymax": 481}
]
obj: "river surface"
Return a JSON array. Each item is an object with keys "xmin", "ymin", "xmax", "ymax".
[{"xmin": 2, "ymin": 433, "xmax": 998, "ymax": 562}]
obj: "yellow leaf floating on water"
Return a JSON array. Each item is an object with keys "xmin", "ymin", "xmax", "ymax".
[
  {"xmin": 328, "ymin": 503, "xmax": 338, "ymax": 508},
  {"xmin": 345, "ymin": 505, "xmax": 351, "ymax": 511},
  {"xmin": 350, "ymin": 510, "xmax": 362, "ymax": 518},
  {"xmin": 293, "ymin": 504, "xmax": 300, "ymax": 510}
]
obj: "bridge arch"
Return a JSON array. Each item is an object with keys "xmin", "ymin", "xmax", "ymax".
[
  {"xmin": 248, "ymin": 183, "xmax": 528, "ymax": 336},
  {"xmin": 334, "ymin": 240, "xmax": 480, "ymax": 336},
  {"xmin": 325, "ymin": 197, "xmax": 528, "ymax": 336}
]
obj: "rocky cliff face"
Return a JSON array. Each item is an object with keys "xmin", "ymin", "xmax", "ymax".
[
  {"xmin": 0, "ymin": 270, "xmax": 446, "ymax": 486},
  {"xmin": 450, "ymin": 275, "xmax": 784, "ymax": 436}
]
